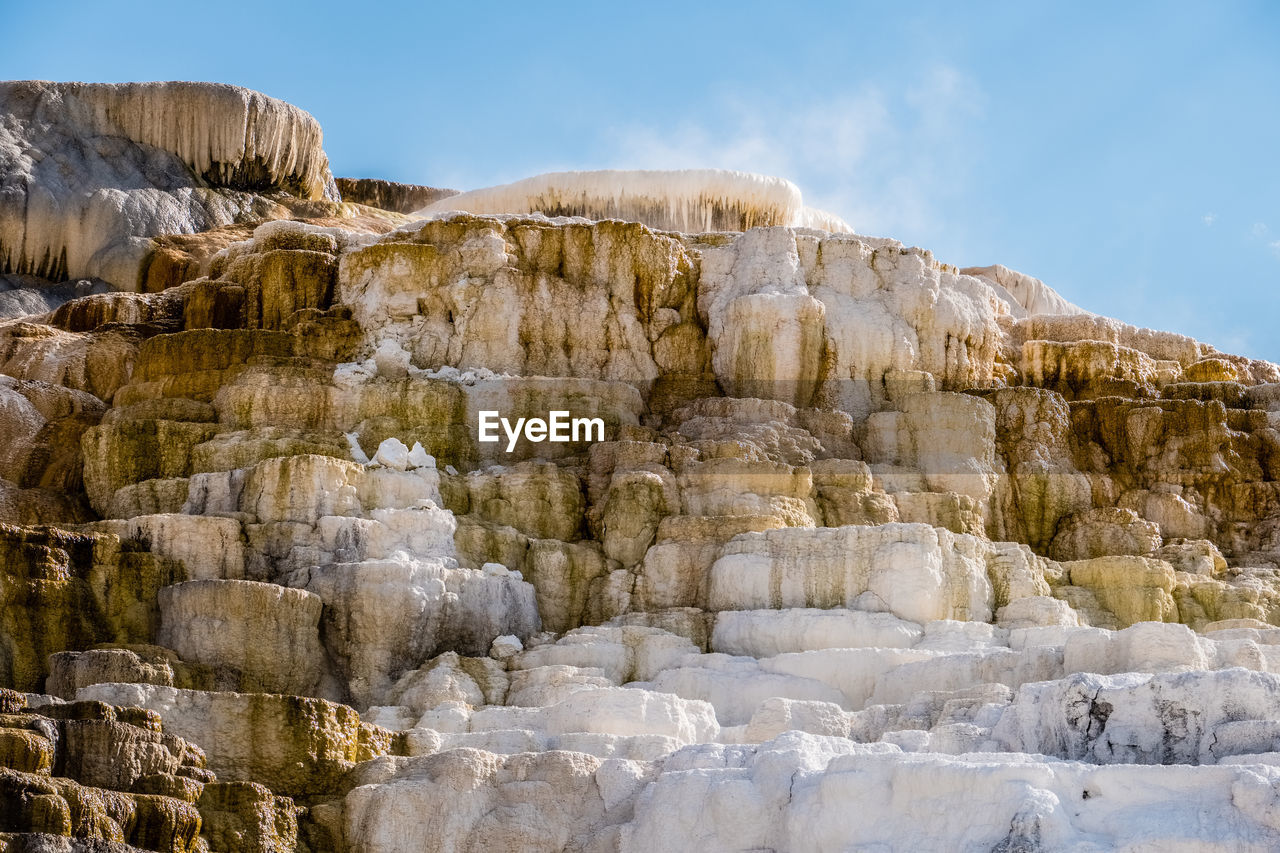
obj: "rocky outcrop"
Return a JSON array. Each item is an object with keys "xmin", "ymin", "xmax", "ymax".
[
  {"xmin": 76, "ymin": 684, "xmax": 391, "ymax": 799},
  {"xmin": 334, "ymin": 179, "xmax": 458, "ymax": 214},
  {"xmin": 961, "ymin": 263, "xmax": 1089, "ymax": 317},
  {"xmin": 413, "ymin": 168, "xmax": 852, "ymax": 233},
  {"xmin": 0, "ymin": 689, "xmax": 299, "ymax": 853},
  {"xmin": 0, "ymin": 526, "xmax": 182, "ymax": 692},
  {"xmin": 3, "ymin": 83, "xmax": 1280, "ymax": 851},
  {"xmin": 0, "ymin": 82, "xmax": 417, "ymax": 299}
]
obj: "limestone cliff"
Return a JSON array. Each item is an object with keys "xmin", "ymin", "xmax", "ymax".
[{"xmin": 3, "ymin": 83, "xmax": 1280, "ymax": 852}]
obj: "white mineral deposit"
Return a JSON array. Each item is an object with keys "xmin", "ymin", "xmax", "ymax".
[{"xmin": 0, "ymin": 23, "xmax": 1277, "ymax": 851}]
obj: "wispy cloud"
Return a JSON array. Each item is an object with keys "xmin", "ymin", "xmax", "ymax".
[
  {"xmin": 1244, "ymin": 223, "xmax": 1280, "ymax": 259},
  {"xmin": 602, "ymin": 66, "xmax": 985, "ymax": 243},
  {"xmin": 1202, "ymin": 213, "xmax": 1216, "ymax": 226}
]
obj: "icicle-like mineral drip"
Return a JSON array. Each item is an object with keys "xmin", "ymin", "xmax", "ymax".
[
  {"xmin": 0, "ymin": 81, "xmax": 339, "ymax": 286},
  {"xmin": 55, "ymin": 81, "xmax": 337, "ymax": 201},
  {"xmin": 414, "ymin": 169, "xmax": 853, "ymax": 234}
]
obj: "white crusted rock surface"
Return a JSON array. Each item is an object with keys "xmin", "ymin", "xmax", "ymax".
[{"xmin": 3, "ymin": 85, "xmax": 1280, "ymax": 852}]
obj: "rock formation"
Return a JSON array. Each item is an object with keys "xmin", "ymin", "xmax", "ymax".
[
  {"xmin": 415, "ymin": 169, "xmax": 853, "ymax": 234},
  {"xmin": 0, "ymin": 82, "xmax": 404, "ymax": 295},
  {"xmin": 333, "ymin": 179, "xmax": 458, "ymax": 215},
  {"xmin": 2, "ymin": 81, "xmax": 1280, "ymax": 851}
]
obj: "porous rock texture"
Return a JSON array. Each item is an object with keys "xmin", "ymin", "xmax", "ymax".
[{"xmin": 3, "ymin": 81, "xmax": 1280, "ymax": 851}]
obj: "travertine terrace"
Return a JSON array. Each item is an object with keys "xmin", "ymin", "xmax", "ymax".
[{"xmin": 3, "ymin": 82, "xmax": 1280, "ymax": 852}]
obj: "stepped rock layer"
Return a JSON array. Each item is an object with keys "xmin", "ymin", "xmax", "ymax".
[
  {"xmin": 2, "ymin": 83, "xmax": 1280, "ymax": 852},
  {"xmin": 0, "ymin": 81, "xmax": 405, "ymax": 293}
]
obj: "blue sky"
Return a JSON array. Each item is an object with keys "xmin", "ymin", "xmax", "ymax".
[{"xmin": 4, "ymin": 1, "xmax": 1277, "ymax": 360}]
